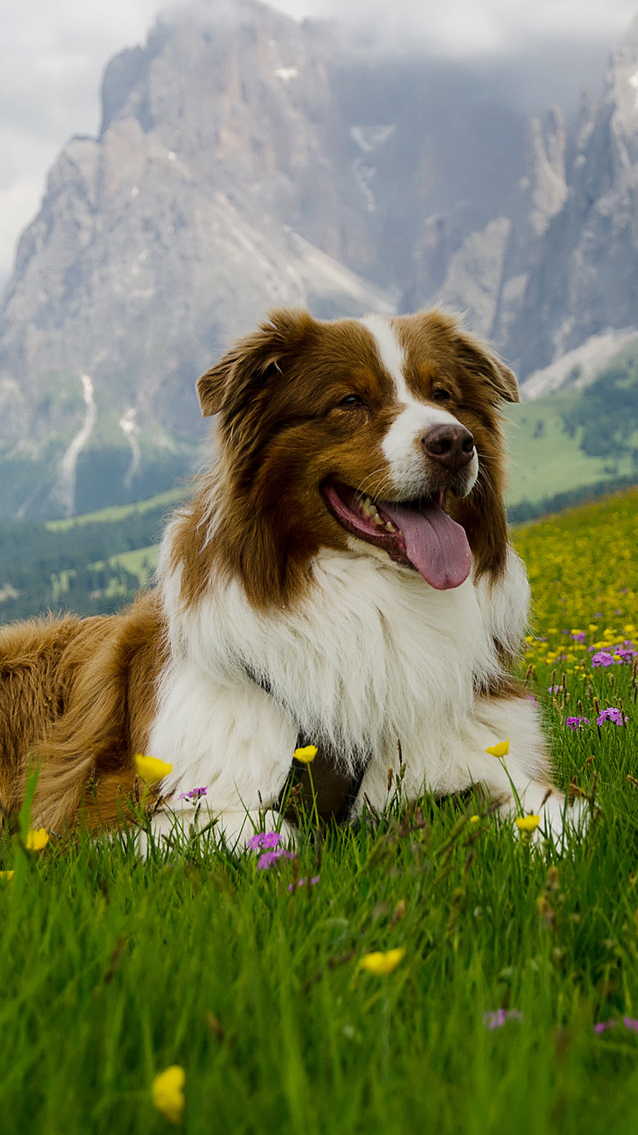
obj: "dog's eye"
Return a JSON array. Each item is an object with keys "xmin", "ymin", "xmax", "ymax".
[
  {"xmin": 433, "ymin": 388, "xmax": 452, "ymax": 403},
  {"xmin": 339, "ymin": 394, "xmax": 365, "ymax": 408}
]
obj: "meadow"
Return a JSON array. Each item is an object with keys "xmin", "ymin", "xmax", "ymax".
[{"xmin": 2, "ymin": 490, "xmax": 638, "ymax": 1134}]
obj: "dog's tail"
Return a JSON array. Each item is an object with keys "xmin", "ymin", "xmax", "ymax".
[{"xmin": 30, "ymin": 595, "xmax": 166, "ymax": 834}]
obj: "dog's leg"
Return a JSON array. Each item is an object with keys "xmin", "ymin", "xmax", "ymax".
[{"xmin": 145, "ymin": 662, "xmax": 302, "ymax": 853}]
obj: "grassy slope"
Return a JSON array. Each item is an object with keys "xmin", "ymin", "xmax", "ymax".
[
  {"xmin": 504, "ymin": 394, "xmax": 637, "ymax": 507},
  {"xmin": 2, "ymin": 491, "xmax": 638, "ymax": 1133}
]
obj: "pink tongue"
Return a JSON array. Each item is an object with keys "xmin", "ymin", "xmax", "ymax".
[{"xmin": 382, "ymin": 500, "xmax": 472, "ymax": 590}]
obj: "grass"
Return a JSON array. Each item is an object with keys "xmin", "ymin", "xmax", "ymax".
[
  {"xmin": 3, "ymin": 489, "xmax": 638, "ymax": 1133},
  {"xmin": 504, "ymin": 394, "xmax": 638, "ymax": 507}
]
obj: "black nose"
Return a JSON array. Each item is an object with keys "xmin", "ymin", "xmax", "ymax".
[{"xmin": 422, "ymin": 423, "xmax": 475, "ymax": 471}]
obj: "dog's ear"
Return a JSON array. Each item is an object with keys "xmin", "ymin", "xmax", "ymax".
[
  {"xmin": 197, "ymin": 308, "xmax": 314, "ymax": 418},
  {"xmin": 455, "ymin": 328, "xmax": 520, "ymax": 405}
]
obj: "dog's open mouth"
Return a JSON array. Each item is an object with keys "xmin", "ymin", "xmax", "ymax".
[{"xmin": 324, "ymin": 482, "xmax": 472, "ymax": 590}]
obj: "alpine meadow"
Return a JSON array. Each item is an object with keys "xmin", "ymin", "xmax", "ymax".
[{"xmin": 1, "ymin": 488, "xmax": 638, "ymax": 1134}]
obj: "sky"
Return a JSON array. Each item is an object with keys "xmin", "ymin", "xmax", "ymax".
[{"xmin": 1, "ymin": 0, "xmax": 637, "ymax": 286}]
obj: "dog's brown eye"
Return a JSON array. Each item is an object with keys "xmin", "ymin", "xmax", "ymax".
[
  {"xmin": 433, "ymin": 388, "xmax": 452, "ymax": 403},
  {"xmin": 339, "ymin": 394, "xmax": 365, "ymax": 408}
]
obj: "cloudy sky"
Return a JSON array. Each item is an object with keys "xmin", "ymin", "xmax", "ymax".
[{"xmin": 1, "ymin": 0, "xmax": 637, "ymax": 286}]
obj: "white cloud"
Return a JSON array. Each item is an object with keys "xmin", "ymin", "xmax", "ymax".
[{"xmin": 0, "ymin": 0, "xmax": 637, "ymax": 285}]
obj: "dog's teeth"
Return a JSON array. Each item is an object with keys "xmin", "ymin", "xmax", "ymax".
[
  {"xmin": 385, "ymin": 521, "xmax": 396, "ymax": 533},
  {"xmin": 358, "ymin": 496, "xmax": 376, "ymax": 518},
  {"xmin": 372, "ymin": 511, "xmax": 383, "ymax": 526}
]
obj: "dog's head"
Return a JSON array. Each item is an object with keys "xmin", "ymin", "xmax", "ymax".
[{"xmin": 195, "ymin": 308, "xmax": 518, "ymax": 606}]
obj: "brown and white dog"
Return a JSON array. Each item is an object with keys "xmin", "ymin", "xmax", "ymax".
[{"xmin": 0, "ymin": 309, "xmax": 579, "ymax": 845}]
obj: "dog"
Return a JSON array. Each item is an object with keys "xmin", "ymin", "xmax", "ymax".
[{"xmin": 0, "ymin": 308, "xmax": 579, "ymax": 846}]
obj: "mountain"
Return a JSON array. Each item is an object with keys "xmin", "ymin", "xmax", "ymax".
[{"xmin": 1, "ymin": 1, "xmax": 637, "ymax": 518}]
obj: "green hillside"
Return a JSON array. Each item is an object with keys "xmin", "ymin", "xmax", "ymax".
[{"xmin": 505, "ymin": 344, "xmax": 638, "ymax": 516}]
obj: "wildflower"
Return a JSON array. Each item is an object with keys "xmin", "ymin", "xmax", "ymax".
[
  {"xmin": 294, "ymin": 745, "xmax": 318, "ymax": 763},
  {"xmin": 256, "ymin": 849, "xmax": 294, "ymax": 870},
  {"xmin": 515, "ymin": 815, "xmax": 541, "ymax": 833},
  {"xmin": 135, "ymin": 754, "xmax": 173, "ymax": 784},
  {"xmin": 485, "ymin": 740, "xmax": 509, "ymax": 758},
  {"xmin": 483, "ymin": 1009, "xmax": 523, "ymax": 1029},
  {"xmin": 470, "ymin": 815, "xmax": 480, "ymax": 824},
  {"xmin": 287, "ymin": 876, "xmax": 320, "ymax": 891},
  {"xmin": 566, "ymin": 716, "xmax": 590, "ymax": 730},
  {"xmin": 151, "ymin": 1065, "xmax": 185, "ymax": 1125},
  {"xmin": 624, "ymin": 1017, "xmax": 638, "ymax": 1031},
  {"xmin": 596, "ymin": 707, "xmax": 628, "ymax": 726},
  {"xmin": 594, "ymin": 1019, "xmax": 617, "ymax": 1033},
  {"xmin": 592, "ymin": 651, "xmax": 615, "ymax": 668},
  {"xmin": 359, "ymin": 948, "xmax": 405, "ymax": 975},
  {"xmin": 615, "ymin": 647, "xmax": 637, "ymax": 663},
  {"xmin": 246, "ymin": 831, "xmax": 281, "ymax": 851},
  {"xmin": 177, "ymin": 786, "xmax": 207, "ymax": 801},
  {"xmin": 547, "ymin": 685, "xmax": 562, "ymax": 694},
  {"xmin": 25, "ymin": 828, "xmax": 49, "ymax": 851},
  {"xmin": 0, "ymin": 870, "xmax": 14, "ymax": 881}
]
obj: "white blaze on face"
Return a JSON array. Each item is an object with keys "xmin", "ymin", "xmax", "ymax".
[{"xmin": 360, "ymin": 314, "xmax": 478, "ymax": 499}]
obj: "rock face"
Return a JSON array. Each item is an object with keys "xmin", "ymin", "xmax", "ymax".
[
  {"xmin": 1, "ymin": 1, "xmax": 638, "ymax": 517},
  {"xmin": 505, "ymin": 13, "xmax": 638, "ymax": 375}
]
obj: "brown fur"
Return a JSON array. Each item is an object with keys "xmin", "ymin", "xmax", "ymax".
[{"xmin": 0, "ymin": 592, "xmax": 166, "ymax": 832}]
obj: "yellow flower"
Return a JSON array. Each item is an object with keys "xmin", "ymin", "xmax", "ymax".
[
  {"xmin": 485, "ymin": 740, "xmax": 510, "ymax": 758},
  {"xmin": 0, "ymin": 870, "xmax": 14, "ymax": 881},
  {"xmin": 151, "ymin": 1065, "xmax": 185, "ymax": 1125},
  {"xmin": 470, "ymin": 815, "xmax": 480, "ymax": 824},
  {"xmin": 293, "ymin": 745, "xmax": 318, "ymax": 764},
  {"xmin": 359, "ymin": 948, "xmax": 405, "ymax": 975},
  {"xmin": 25, "ymin": 828, "xmax": 49, "ymax": 851},
  {"xmin": 515, "ymin": 815, "xmax": 541, "ymax": 833},
  {"xmin": 135, "ymin": 754, "xmax": 173, "ymax": 785}
]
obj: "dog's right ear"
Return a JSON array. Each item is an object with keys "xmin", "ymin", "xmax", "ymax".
[{"xmin": 197, "ymin": 308, "xmax": 314, "ymax": 418}]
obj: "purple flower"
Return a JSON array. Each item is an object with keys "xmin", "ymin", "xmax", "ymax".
[
  {"xmin": 571, "ymin": 632, "xmax": 586, "ymax": 642},
  {"xmin": 596, "ymin": 707, "xmax": 628, "ymax": 726},
  {"xmin": 592, "ymin": 651, "xmax": 615, "ymax": 668},
  {"xmin": 246, "ymin": 831, "xmax": 282, "ymax": 851},
  {"xmin": 483, "ymin": 1009, "xmax": 523, "ymax": 1029},
  {"xmin": 566, "ymin": 716, "xmax": 590, "ymax": 731},
  {"xmin": 177, "ymin": 786, "xmax": 207, "ymax": 801},
  {"xmin": 548, "ymin": 685, "xmax": 562, "ymax": 694},
  {"xmin": 594, "ymin": 1018, "xmax": 638, "ymax": 1033},
  {"xmin": 287, "ymin": 876, "xmax": 320, "ymax": 892},
  {"xmin": 615, "ymin": 648, "xmax": 637, "ymax": 664},
  {"xmin": 256, "ymin": 848, "xmax": 294, "ymax": 870}
]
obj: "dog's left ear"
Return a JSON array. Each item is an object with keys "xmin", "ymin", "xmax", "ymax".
[
  {"xmin": 197, "ymin": 308, "xmax": 314, "ymax": 417},
  {"xmin": 455, "ymin": 330, "xmax": 520, "ymax": 405}
]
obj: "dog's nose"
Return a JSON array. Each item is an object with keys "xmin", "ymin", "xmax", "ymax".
[{"xmin": 421, "ymin": 423, "xmax": 475, "ymax": 471}]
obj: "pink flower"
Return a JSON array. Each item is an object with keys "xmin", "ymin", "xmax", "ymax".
[
  {"xmin": 247, "ymin": 831, "xmax": 282, "ymax": 851},
  {"xmin": 596, "ymin": 707, "xmax": 628, "ymax": 726}
]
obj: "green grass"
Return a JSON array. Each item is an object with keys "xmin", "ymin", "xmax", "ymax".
[
  {"xmin": 504, "ymin": 394, "xmax": 638, "ymax": 507},
  {"xmin": 3, "ymin": 491, "xmax": 638, "ymax": 1133},
  {"xmin": 46, "ymin": 487, "xmax": 187, "ymax": 531}
]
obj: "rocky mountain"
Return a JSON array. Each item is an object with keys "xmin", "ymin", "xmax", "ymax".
[{"xmin": 1, "ymin": 1, "xmax": 637, "ymax": 518}]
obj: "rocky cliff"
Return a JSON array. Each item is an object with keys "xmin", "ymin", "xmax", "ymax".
[{"xmin": 1, "ymin": 1, "xmax": 637, "ymax": 517}]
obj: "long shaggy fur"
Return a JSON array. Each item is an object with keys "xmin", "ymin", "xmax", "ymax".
[{"xmin": 0, "ymin": 308, "xmax": 579, "ymax": 844}]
